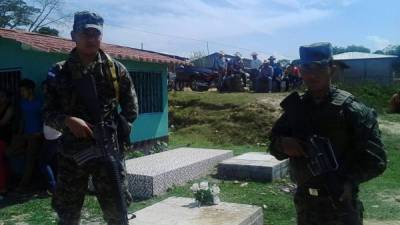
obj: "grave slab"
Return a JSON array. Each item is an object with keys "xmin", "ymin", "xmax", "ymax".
[
  {"xmin": 218, "ymin": 152, "xmax": 288, "ymax": 182},
  {"xmin": 131, "ymin": 197, "xmax": 263, "ymax": 225},
  {"xmin": 126, "ymin": 148, "xmax": 233, "ymax": 199}
]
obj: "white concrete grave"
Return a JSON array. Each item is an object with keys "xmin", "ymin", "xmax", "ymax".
[
  {"xmin": 131, "ymin": 197, "xmax": 263, "ymax": 225},
  {"xmin": 218, "ymin": 152, "xmax": 288, "ymax": 182},
  {"xmin": 125, "ymin": 148, "xmax": 233, "ymax": 198}
]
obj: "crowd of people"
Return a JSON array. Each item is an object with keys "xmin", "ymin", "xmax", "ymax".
[
  {"xmin": 213, "ymin": 51, "xmax": 303, "ymax": 92},
  {"xmin": 0, "ymin": 79, "xmax": 59, "ymax": 200}
]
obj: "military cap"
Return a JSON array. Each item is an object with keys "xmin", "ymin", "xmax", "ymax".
[
  {"xmin": 73, "ymin": 11, "xmax": 103, "ymax": 33},
  {"xmin": 299, "ymin": 42, "xmax": 333, "ymax": 65}
]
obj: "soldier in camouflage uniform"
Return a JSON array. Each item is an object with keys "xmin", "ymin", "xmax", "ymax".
[
  {"xmin": 269, "ymin": 43, "xmax": 387, "ymax": 225},
  {"xmin": 43, "ymin": 11, "xmax": 138, "ymax": 225}
]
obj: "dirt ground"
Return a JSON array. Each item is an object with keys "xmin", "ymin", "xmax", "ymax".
[
  {"xmin": 379, "ymin": 119, "xmax": 400, "ymax": 135},
  {"xmin": 364, "ymin": 220, "xmax": 400, "ymax": 225},
  {"xmin": 257, "ymin": 92, "xmax": 287, "ymax": 109}
]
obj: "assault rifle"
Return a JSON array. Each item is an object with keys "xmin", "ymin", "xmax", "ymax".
[
  {"xmin": 280, "ymin": 92, "xmax": 342, "ymax": 199},
  {"xmin": 70, "ymin": 73, "xmax": 129, "ymax": 225}
]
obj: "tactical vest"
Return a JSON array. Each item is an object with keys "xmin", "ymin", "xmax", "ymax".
[
  {"xmin": 58, "ymin": 52, "xmax": 121, "ymax": 120},
  {"xmin": 289, "ymin": 89, "xmax": 356, "ymax": 186}
]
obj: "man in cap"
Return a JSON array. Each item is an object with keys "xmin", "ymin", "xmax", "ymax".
[
  {"xmin": 256, "ymin": 60, "xmax": 273, "ymax": 92},
  {"xmin": 269, "ymin": 42, "xmax": 387, "ymax": 225},
  {"xmin": 250, "ymin": 52, "xmax": 262, "ymax": 70},
  {"xmin": 214, "ymin": 51, "xmax": 227, "ymax": 72},
  {"xmin": 227, "ymin": 52, "xmax": 247, "ymax": 88},
  {"xmin": 214, "ymin": 51, "xmax": 227, "ymax": 89},
  {"xmin": 268, "ymin": 55, "xmax": 276, "ymax": 67},
  {"xmin": 43, "ymin": 11, "xmax": 138, "ymax": 225},
  {"xmin": 249, "ymin": 52, "xmax": 262, "ymax": 90},
  {"xmin": 228, "ymin": 52, "xmax": 244, "ymax": 73}
]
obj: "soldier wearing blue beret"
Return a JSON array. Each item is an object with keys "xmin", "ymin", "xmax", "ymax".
[
  {"xmin": 44, "ymin": 11, "xmax": 138, "ymax": 225},
  {"xmin": 269, "ymin": 42, "xmax": 387, "ymax": 225}
]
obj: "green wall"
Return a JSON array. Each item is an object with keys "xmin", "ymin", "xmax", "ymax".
[
  {"xmin": 0, "ymin": 38, "xmax": 169, "ymax": 143},
  {"xmin": 118, "ymin": 59, "xmax": 169, "ymax": 142}
]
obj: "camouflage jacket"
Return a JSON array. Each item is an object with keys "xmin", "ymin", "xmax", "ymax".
[
  {"xmin": 43, "ymin": 48, "xmax": 138, "ymax": 156},
  {"xmin": 269, "ymin": 87, "xmax": 387, "ymax": 187}
]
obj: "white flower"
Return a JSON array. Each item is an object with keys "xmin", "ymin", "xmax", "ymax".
[
  {"xmin": 199, "ymin": 181, "xmax": 209, "ymax": 190},
  {"xmin": 190, "ymin": 183, "xmax": 200, "ymax": 192},
  {"xmin": 211, "ymin": 184, "xmax": 220, "ymax": 195}
]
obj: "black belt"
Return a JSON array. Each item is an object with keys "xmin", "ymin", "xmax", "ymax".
[{"xmin": 297, "ymin": 186, "xmax": 331, "ymax": 197}]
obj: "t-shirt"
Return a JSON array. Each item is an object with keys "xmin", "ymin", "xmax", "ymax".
[
  {"xmin": 250, "ymin": 59, "xmax": 262, "ymax": 70},
  {"xmin": 273, "ymin": 66, "xmax": 283, "ymax": 78},
  {"xmin": 21, "ymin": 98, "xmax": 43, "ymax": 134},
  {"xmin": 293, "ymin": 66, "xmax": 300, "ymax": 77},
  {"xmin": 214, "ymin": 57, "xmax": 227, "ymax": 70}
]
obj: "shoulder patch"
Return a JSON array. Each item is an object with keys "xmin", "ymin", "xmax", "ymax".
[
  {"xmin": 331, "ymin": 89, "xmax": 354, "ymax": 106},
  {"xmin": 48, "ymin": 60, "xmax": 66, "ymax": 79},
  {"xmin": 345, "ymin": 98, "xmax": 377, "ymax": 129}
]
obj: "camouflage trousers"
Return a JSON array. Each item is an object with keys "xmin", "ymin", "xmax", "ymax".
[
  {"xmin": 294, "ymin": 190, "xmax": 364, "ymax": 225},
  {"xmin": 52, "ymin": 154, "xmax": 132, "ymax": 225}
]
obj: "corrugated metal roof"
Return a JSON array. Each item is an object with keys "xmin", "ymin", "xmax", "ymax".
[
  {"xmin": 0, "ymin": 28, "xmax": 189, "ymax": 65},
  {"xmin": 333, "ymin": 52, "xmax": 398, "ymax": 60}
]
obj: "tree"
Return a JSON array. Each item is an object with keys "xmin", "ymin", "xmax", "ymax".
[
  {"xmin": 277, "ymin": 59, "xmax": 290, "ymax": 67},
  {"xmin": 345, "ymin": 45, "xmax": 370, "ymax": 53},
  {"xmin": 27, "ymin": 0, "xmax": 67, "ymax": 32},
  {"xmin": 1, "ymin": 0, "xmax": 69, "ymax": 35},
  {"xmin": 36, "ymin": 26, "xmax": 58, "ymax": 36},
  {"xmin": 383, "ymin": 45, "xmax": 400, "ymax": 77},
  {"xmin": 333, "ymin": 46, "xmax": 346, "ymax": 55},
  {"xmin": 383, "ymin": 45, "xmax": 400, "ymax": 56},
  {"xmin": 190, "ymin": 51, "xmax": 208, "ymax": 67},
  {"xmin": 189, "ymin": 51, "xmax": 207, "ymax": 61},
  {"xmin": 0, "ymin": 0, "xmax": 40, "ymax": 28},
  {"xmin": 333, "ymin": 45, "xmax": 371, "ymax": 55}
]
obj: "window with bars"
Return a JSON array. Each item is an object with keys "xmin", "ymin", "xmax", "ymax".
[
  {"xmin": 0, "ymin": 68, "xmax": 21, "ymax": 133},
  {"xmin": 129, "ymin": 71, "xmax": 163, "ymax": 114},
  {"xmin": 0, "ymin": 68, "xmax": 21, "ymax": 99}
]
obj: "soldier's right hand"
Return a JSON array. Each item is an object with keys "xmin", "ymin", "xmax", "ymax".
[
  {"xmin": 279, "ymin": 137, "xmax": 305, "ymax": 157},
  {"xmin": 65, "ymin": 116, "xmax": 94, "ymax": 139}
]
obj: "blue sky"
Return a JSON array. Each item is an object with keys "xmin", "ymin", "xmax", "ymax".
[{"xmin": 29, "ymin": 0, "xmax": 400, "ymax": 60}]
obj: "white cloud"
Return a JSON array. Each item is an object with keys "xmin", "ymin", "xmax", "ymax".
[
  {"xmin": 367, "ymin": 35, "xmax": 392, "ymax": 51},
  {"xmin": 57, "ymin": 0, "xmax": 354, "ymax": 57}
]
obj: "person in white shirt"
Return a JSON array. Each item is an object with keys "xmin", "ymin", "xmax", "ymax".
[
  {"xmin": 250, "ymin": 52, "xmax": 262, "ymax": 70},
  {"xmin": 249, "ymin": 52, "xmax": 262, "ymax": 91}
]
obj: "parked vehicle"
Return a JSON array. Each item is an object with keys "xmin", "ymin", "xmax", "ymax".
[{"xmin": 175, "ymin": 66, "xmax": 219, "ymax": 92}]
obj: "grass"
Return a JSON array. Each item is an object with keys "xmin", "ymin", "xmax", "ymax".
[
  {"xmin": 169, "ymin": 91, "xmax": 285, "ymax": 147},
  {"xmin": 1, "ymin": 86, "xmax": 399, "ymax": 225},
  {"xmin": 359, "ymin": 114, "xmax": 400, "ymax": 221},
  {"xmin": 337, "ymin": 82, "xmax": 400, "ymax": 113}
]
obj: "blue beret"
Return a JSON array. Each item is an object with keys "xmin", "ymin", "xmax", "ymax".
[
  {"xmin": 299, "ymin": 42, "xmax": 333, "ymax": 65},
  {"xmin": 73, "ymin": 11, "xmax": 103, "ymax": 33}
]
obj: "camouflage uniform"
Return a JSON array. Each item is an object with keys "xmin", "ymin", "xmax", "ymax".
[
  {"xmin": 44, "ymin": 48, "xmax": 138, "ymax": 225},
  {"xmin": 269, "ymin": 87, "xmax": 387, "ymax": 225}
]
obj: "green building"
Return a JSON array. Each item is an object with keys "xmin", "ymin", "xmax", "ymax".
[{"xmin": 0, "ymin": 28, "xmax": 186, "ymax": 147}]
